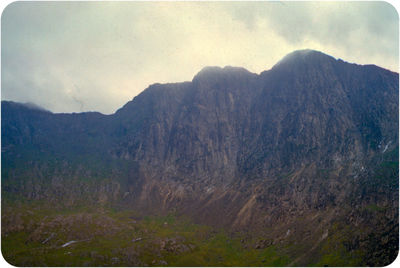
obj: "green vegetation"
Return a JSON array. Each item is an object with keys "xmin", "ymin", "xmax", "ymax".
[
  {"xmin": 3, "ymin": 200, "xmax": 390, "ymax": 267},
  {"xmin": 313, "ymin": 225, "xmax": 363, "ymax": 267},
  {"xmin": 365, "ymin": 204, "xmax": 386, "ymax": 212},
  {"xmin": 2, "ymin": 202, "xmax": 291, "ymax": 266}
]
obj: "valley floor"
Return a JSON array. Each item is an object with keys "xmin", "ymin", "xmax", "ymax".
[
  {"xmin": 1, "ymin": 200, "xmax": 371, "ymax": 267},
  {"xmin": 2, "ymin": 201, "xmax": 292, "ymax": 267}
]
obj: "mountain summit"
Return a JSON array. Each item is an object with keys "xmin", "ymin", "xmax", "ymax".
[
  {"xmin": 276, "ymin": 49, "xmax": 335, "ymax": 63},
  {"xmin": 2, "ymin": 50, "xmax": 398, "ymax": 266}
]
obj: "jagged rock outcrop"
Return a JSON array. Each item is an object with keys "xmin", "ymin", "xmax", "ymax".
[{"xmin": 2, "ymin": 49, "xmax": 398, "ymax": 265}]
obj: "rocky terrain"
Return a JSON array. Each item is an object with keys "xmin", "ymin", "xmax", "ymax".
[{"xmin": 2, "ymin": 49, "xmax": 398, "ymax": 266}]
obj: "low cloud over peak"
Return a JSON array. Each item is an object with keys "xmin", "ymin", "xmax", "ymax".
[{"xmin": 2, "ymin": 2, "xmax": 398, "ymax": 114}]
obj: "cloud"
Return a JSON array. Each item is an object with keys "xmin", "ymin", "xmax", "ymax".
[
  {"xmin": 227, "ymin": 2, "xmax": 398, "ymax": 68},
  {"xmin": 1, "ymin": 2, "xmax": 398, "ymax": 114}
]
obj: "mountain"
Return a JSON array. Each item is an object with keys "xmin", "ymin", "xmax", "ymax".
[{"xmin": 2, "ymin": 50, "xmax": 398, "ymax": 266}]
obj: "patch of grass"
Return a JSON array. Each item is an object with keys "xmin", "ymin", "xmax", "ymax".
[
  {"xmin": 315, "ymin": 251, "xmax": 362, "ymax": 267},
  {"xmin": 365, "ymin": 204, "xmax": 386, "ymax": 212},
  {"xmin": 311, "ymin": 223, "xmax": 363, "ymax": 267},
  {"xmin": 2, "ymin": 203, "xmax": 291, "ymax": 266}
]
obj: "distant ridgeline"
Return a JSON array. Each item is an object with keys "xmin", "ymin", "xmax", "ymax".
[{"xmin": 2, "ymin": 50, "xmax": 398, "ymax": 266}]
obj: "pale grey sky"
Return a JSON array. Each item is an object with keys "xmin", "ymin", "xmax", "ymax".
[{"xmin": 2, "ymin": 1, "xmax": 398, "ymax": 114}]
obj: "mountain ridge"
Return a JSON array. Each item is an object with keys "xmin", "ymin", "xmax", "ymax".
[
  {"xmin": 2, "ymin": 49, "xmax": 398, "ymax": 266},
  {"xmin": 3, "ymin": 49, "xmax": 397, "ymax": 116}
]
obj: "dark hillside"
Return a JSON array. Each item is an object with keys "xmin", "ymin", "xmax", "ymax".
[{"xmin": 2, "ymin": 50, "xmax": 398, "ymax": 266}]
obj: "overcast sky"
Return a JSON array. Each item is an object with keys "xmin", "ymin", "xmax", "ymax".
[{"xmin": 2, "ymin": 1, "xmax": 398, "ymax": 114}]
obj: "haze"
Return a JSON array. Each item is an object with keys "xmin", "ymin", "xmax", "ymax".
[{"xmin": 1, "ymin": 1, "xmax": 398, "ymax": 114}]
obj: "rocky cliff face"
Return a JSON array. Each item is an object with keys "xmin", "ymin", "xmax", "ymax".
[{"xmin": 2, "ymin": 50, "xmax": 398, "ymax": 265}]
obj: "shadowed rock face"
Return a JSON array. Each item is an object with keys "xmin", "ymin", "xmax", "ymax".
[{"xmin": 2, "ymin": 50, "xmax": 398, "ymax": 265}]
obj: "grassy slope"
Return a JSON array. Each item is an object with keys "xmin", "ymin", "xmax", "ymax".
[
  {"xmin": 2, "ymin": 193, "xmax": 397, "ymax": 266},
  {"xmin": 1, "ymin": 201, "xmax": 291, "ymax": 267}
]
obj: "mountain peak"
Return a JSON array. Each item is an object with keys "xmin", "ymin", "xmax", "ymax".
[
  {"xmin": 193, "ymin": 65, "xmax": 254, "ymax": 81},
  {"xmin": 2, "ymin": 48, "xmax": 398, "ymax": 267},
  {"xmin": 272, "ymin": 49, "xmax": 336, "ymax": 70},
  {"xmin": 282, "ymin": 49, "xmax": 334, "ymax": 60}
]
